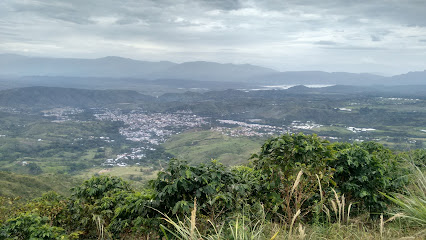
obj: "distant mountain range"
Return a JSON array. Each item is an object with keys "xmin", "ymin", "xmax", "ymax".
[
  {"xmin": 0, "ymin": 54, "xmax": 425, "ymax": 86},
  {"xmin": 0, "ymin": 54, "xmax": 275, "ymax": 82}
]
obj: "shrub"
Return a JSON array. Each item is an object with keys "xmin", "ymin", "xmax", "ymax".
[
  {"xmin": 152, "ymin": 159, "xmax": 239, "ymax": 220},
  {"xmin": 252, "ymin": 133, "xmax": 334, "ymax": 223},
  {"xmin": 330, "ymin": 142, "xmax": 407, "ymax": 214},
  {"xmin": 0, "ymin": 213, "xmax": 71, "ymax": 240},
  {"xmin": 65, "ymin": 176, "xmax": 134, "ymax": 238}
]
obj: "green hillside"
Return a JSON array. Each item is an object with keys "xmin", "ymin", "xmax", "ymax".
[
  {"xmin": 0, "ymin": 86, "xmax": 154, "ymax": 108},
  {"xmin": 163, "ymin": 130, "xmax": 265, "ymax": 165},
  {"xmin": 0, "ymin": 172, "xmax": 79, "ymax": 199}
]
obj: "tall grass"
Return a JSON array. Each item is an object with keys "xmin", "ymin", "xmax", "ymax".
[
  {"xmin": 93, "ymin": 214, "xmax": 112, "ymax": 240},
  {"xmin": 159, "ymin": 198, "xmax": 203, "ymax": 240},
  {"xmin": 159, "ymin": 200, "xmax": 280, "ymax": 240},
  {"xmin": 315, "ymin": 174, "xmax": 353, "ymax": 225},
  {"xmin": 158, "ymin": 168, "xmax": 424, "ymax": 240},
  {"xmin": 382, "ymin": 165, "xmax": 426, "ymax": 227}
]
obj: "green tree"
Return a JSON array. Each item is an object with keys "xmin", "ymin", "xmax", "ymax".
[
  {"xmin": 0, "ymin": 213, "xmax": 72, "ymax": 240},
  {"xmin": 151, "ymin": 159, "xmax": 260, "ymax": 222},
  {"xmin": 252, "ymin": 133, "xmax": 334, "ymax": 222},
  {"xmin": 330, "ymin": 142, "xmax": 408, "ymax": 214},
  {"xmin": 65, "ymin": 176, "xmax": 134, "ymax": 239}
]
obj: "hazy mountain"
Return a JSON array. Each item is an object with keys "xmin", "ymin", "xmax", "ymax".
[
  {"xmin": 0, "ymin": 54, "xmax": 175, "ymax": 78},
  {"xmin": 249, "ymin": 71, "xmax": 387, "ymax": 85},
  {"xmin": 0, "ymin": 54, "xmax": 424, "ymax": 86},
  {"xmin": 388, "ymin": 70, "xmax": 426, "ymax": 85},
  {"xmin": 0, "ymin": 54, "xmax": 275, "ymax": 82},
  {"xmin": 148, "ymin": 61, "xmax": 277, "ymax": 82}
]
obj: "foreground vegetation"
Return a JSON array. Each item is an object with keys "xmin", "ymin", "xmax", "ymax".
[{"xmin": 1, "ymin": 133, "xmax": 425, "ymax": 239}]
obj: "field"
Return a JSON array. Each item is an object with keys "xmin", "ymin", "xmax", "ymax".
[
  {"xmin": 163, "ymin": 130, "xmax": 265, "ymax": 165},
  {"xmin": 0, "ymin": 172, "xmax": 79, "ymax": 199},
  {"xmin": 75, "ymin": 166, "xmax": 159, "ymax": 190}
]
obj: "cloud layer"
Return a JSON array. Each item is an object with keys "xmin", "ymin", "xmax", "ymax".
[{"xmin": 1, "ymin": 0, "xmax": 425, "ymax": 74}]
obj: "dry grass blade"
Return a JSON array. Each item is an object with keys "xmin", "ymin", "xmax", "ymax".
[
  {"xmin": 341, "ymin": 194, "xmax": 345, "ymax": 223},
  {"xmin": 323, "ymin": 205, "xmax": 331, "ymax": 223},
  {"xmin": 289, "ymin": 209, "xmax": 301, "ymax": 239},
  {"xmin": 384, "ymin": 213, "xmax": 405, "ymax": 223},
  {"xmin": 291, "ymin": 170, "xmax": 303, "ymax": 196},
  {"xmin": 315, "ymin": 174, "xmax": 323, "ymax": 204},
  {"xmin": 298, "ymin": 223, "xmax": 306, "ymax": 239},
  {"xmin": 347, "ymin": 203, "xmax": 352, "ymax": 224},
  {"xmin": 330, "ymin": 200, "xmax": 338, "ymax": 223},
  {"xmin": 190, "ymin": 198, "xmax": 197, "ymax": 237},
  {"xmin": 270, "ymin": 230, "xmax": 280, "ymax": 240},
  {"xmin": 93, "ymin": 214, "xmax": 111, "ymax": 240},
  {"xmin": 332, "ymin": 189, "xmax": 342, "ymax": 224}
]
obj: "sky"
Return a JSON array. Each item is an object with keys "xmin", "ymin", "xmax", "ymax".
[{"xmin": 1, "ymin": 0, "xmax": 426, "ymax": 75}]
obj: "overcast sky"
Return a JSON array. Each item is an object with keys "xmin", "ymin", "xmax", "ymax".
[{"xmin": 1, "ymin": 0, "xmax": 425, "ymax": 75}]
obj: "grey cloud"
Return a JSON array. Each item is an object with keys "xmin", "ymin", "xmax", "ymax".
[
  {"xmin": 0, "ymin": 0, "xmax": 425, "ymax": 74},
  {"xmin": 255, "ymin": 0, "xmax": 426, "ymax": 27},
  {"xmin": 314, "ymin": 41, "xmax": 338, "ymax": 45},
  {"xmin": 115, "ymin": 18, "xmax": 140, "ymax": 25},
  {"xmin": 198, "ymin": 0, "xmax": 242, "ymax": 10},
  {"xmin": 371, "ymin": 35, "xmax": 381, "ymax": 42},
  {"xmin": 9, "ymin": 1, "xmax": 94, "ymax": 24},
  {"xmin": 322, "ymin": 46, "xmax": 387, "ymax": 51}
]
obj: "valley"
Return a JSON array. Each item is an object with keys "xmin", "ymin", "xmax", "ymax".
[{"xmin": 0, "ymin": 86, "xmax": 425, "ymax": 199}]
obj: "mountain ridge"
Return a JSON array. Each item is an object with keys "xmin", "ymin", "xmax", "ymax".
[{"xmin": 0, "ymin": 54, "xmax": 425, "ymax": 86}]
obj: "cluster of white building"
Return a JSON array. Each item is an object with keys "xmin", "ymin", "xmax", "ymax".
[
  {"xmin": 94, "ymin": 109, "xmax": 209, "ymax": 166},
  {"xmin": 213, "ymin": 119, "xmax": 285, "ymax": 137},
  {"xmin": 291, "ymin": 121, "xmax": 322, "ymax": 130},
  {"xmin": 346, "ymin": 127, "xmax": 376, "ymax": 133},
  {"xmin": 102, "ymin": 146, "xmax": 151, "ymax": 167},
  {"xmin": 42, "ymin": 107, "xmax": 84, "ymax": 122},
  {"xmin": 95, "ymin": 110, "xmax": 208, "ymax": 144}
]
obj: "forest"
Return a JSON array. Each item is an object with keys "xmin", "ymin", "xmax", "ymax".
[{"xmin": 1, "ymin": 133, "xmax": 425, "ymax": 239}]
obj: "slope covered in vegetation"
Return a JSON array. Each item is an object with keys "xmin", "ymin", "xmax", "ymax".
[
  {"xmin": 0, "ymin": 172, "xmax": 78, "ymax": 200},
  {"xmin": 163, "ymin": 130, "xmax": 264, "ymax": 165},
  {"xmin": 1, "ymin": 133, "xmax": 425, "ymax": 239}
]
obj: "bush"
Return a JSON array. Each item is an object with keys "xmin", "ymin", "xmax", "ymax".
[
  {"xmin": 72, "ymin": 175, "xmax": 132, "ymax": 204},
  {"xmin": 252, "ymin": 133, "xmax": 334, "ymax": 222},
  {"xmin": 65, "ymin": 176, "xmax": 134, "ymax": 238},
  {"xmin": 330, "ymin": 142, "xmax": 408, "ymax": 214},
  {"xmin": 0, "ymin": 213, "xmax": 71, "ymax": 240},
  {"xmin": 151, "ymin": 159, "xmax": 253, "ymax": 220}
]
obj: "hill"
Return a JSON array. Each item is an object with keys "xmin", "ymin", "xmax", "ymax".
[
  {"xmin": 163, "ymin": 130, "xmax": 264, "ymax": 165},
  {"xmin": 0, "ymin": 86, "xmax": 154, "ymax": 108},
  {"xmin": 389, "ymin": 70, "xmax": 426, "ymax": 85},
  {"xmin": 0, "ymin": 172, "xmax": 78, "ymax": 199}
]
